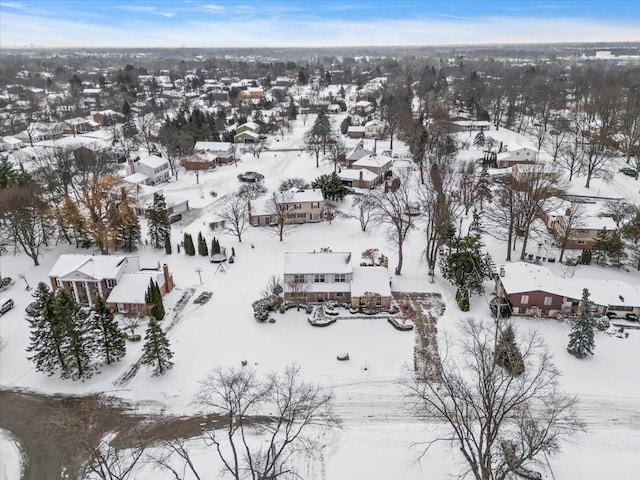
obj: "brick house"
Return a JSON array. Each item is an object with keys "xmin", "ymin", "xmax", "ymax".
[
  {"xmin": 193, "ymin": 141, "xmax": 235, "ymax": 164},
  {"xmin": 283, "ymin": 251, "xmax": 391, "ymax": 308},
  {"xmin": 48, "ymin": 254, "xmax": 175, "ymax": 314},
  {"xmin": 495, "ymin": 262, "xmax": 640, "ymax": 318}
]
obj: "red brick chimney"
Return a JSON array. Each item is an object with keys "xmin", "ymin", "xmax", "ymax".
[{"xmin": 162, "ymin": 264, "xmax": 174, "ymax": 293}]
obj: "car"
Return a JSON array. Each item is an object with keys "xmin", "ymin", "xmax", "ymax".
[
  {"xmin": 619, "ymin": 167, "xmax": 637, "ymax": 177},
  {"xmin": 605, "ymin": 311, "xmax": 619, "ymax": 319},
  {"xmin": 169, "ymin": 213, "xmax": 182, "ymax": 224},
  {"xmin": 625, "ymin": 313, "xmax": 639, "ymax": 322},
  {"xmin": 0, "ymin": 299, "xmax": 14, "ymax": 315}
]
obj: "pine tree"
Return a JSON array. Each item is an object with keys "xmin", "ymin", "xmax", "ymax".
[
  {"xmin": 567, "ymin": 288, "xmax": 596, "ymax": 359},
  {"xmin": 147, "ymin": 193, "xmax": 170, "ymax": 248},
  {"xmin": 211, "ymin": 237, "xmax": 221, "ymax": 255},
  {"xmin": 91, "ymin": 296, "xmax": 126, "ymax": 365},
  {"xmin": 198, "ymin": 231, "xmax": 209, "ymax": 256},
  {"xmin": 183, "ymin": 232, "xmax": 195, "ymax": 256},
  {"xmin": 26, "ymin": 282, "xmax": 65, "ymax": 376},
  {"xmin": 495, "ymin": 324, "xmax": 524, "ymax": 376},
  {"xmin": 54, "ymin": 289, "xmax": 97, "ymax": 381},
  {"xmin": 146, "ymin": 280, "xmax": 165, "ymax": 321},
  {"xmin": 164, "ymin": 232, "xmax": 172, "ymax": 254},
  {"xmin": 141, "ymin": 316, "xmax": 174, "ymax": 376}
]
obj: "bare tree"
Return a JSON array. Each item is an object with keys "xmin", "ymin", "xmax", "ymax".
[
  {"xmin": 582, "ymin": 132, "xmax": 613, "ymax": 188},
  {"xmin": 264, "ymin": 191, "xmax": 297, "ymax": 242},
  {"xmin": 194, "ymin": 365, "xmax": 339, "ymax": 480},
  {"xmin": 0, "ymin": 184, "xmax": 53, "ymax": 266},
  {"xmin": 219, "ymin": 193, "xmax": 249, "ymax": 243},
  {"xmin": 285, "ymin": 279, "xmax": 309, "ymax": 311},
  {"xmin": 304, "ymin": 128, "xmax": 323, "ymax": 168},
  {"xmin": 552, "ymin": 203, "xmax": 586, "ymax": 263},
  {"xmin": 419, "ymin": 161, "xmax": 461, "ymax": 280},
  {"xmin": 134, "ymin": 113, "xmax": 159, "ymax": 155},
  {"xmin": 543, "ymin": 117, "xmax": 569, "ymax": 163},
  {"xmin": 601, "ymin": 200, "xmax": 636, "ymax": 229},
  {"xmin": 404, "ymin": 318, "xmax": 583, "ymax": 480},
  {"xmin": 51, "ymin": 395, "xmax": 149, "ymax": 480},
  {"xmin": 369, "ymin": 171, "xmax": 415, "ymax": 275},
  {"xmin": 457, "ymin": 160, "xmax": 477, "ymax": 216},
  {"xmin": 557, "ymin": 115, "xmax": 584, "ymax": 181},
  {"xmin": 351, "ymin": 194, "xmax": 376, "ymax": 232},
  {"xmin": 485, "ymin": 176, "xmax": 525, "ymax": 262},
  {"xmin": 326, "ymin": 135, "xmax": 346, "ymax": 172}
]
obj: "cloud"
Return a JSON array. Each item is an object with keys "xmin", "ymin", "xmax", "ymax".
[
  {"xmin": 201, "ymin": 3, "xmax": 225, "ymax": 12},
  {"xmin": 0, "ymin": 2, "xmax": 25, "ymax": 8},
  {"xmin": 0, "ymin": 9, "xmax": 638, "ymax": 48},
  {"xmin": 154, "ymin": 11, "xmax": 176, "ymax": 18},
  {"xmin": 117, "ymin": 5, "xmax": 156, "ymax": 12}
]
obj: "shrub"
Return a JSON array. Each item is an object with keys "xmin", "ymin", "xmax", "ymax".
[{"xmin": 456, "ymin": 287, "xmax": 470, "ymax": 312}]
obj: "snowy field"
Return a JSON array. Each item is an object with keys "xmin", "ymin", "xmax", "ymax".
[
  {"xmin": 0, "ymin": 429, "xmax": 23, "ymax": 480},
  {"xmin": 1, "ymin": 118, "xmax": 640, "ymax": 478}
]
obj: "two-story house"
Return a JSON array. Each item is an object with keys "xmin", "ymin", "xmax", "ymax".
[
  {"xmin": 132, "ymin": 156, "xmax": 171, "ymax": 185},
  {"xmin": 544, "ymin": 199, "xmax": 617, "ymax": 250},
  {"xmin": 339, "ymin": 153, "xmax": 391, "ymax": 189},
  {"xmin": 248, "ymin": 189, "xmax": 325, "ymax": 226},
  {"xmin": 48, "ymin": 254, "xmax": 175, "ymax": 314},
  {"xmin": 283, "ymin": 251, "xmax": 391, "ymax": 308}
]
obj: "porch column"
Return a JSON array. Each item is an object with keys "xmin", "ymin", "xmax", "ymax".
[
  {"xmin": 71, "ymin": 281, "xmax": 81, "ymax": 304},
  {"xmin": 85, "ymin": 282, "xmax": 93, "ymax": 307}
]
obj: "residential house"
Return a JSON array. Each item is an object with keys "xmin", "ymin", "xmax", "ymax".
[
  {"xmin": 193, "ymin": 141, "xmax": 235, "ymax": 164},
  {"xmin": 118, "ymin": 181, "xmax": 189, "ymax": 217},
  {"xmin": 364, "ymin": 119, "xmax": 385, "ymax": 139},
  {"xmin": 338, "ymin": 168, "xmax": 378, "ymax": 189},
  {"xmin": 351, "ymin": 153, "xmax": 392, "ymax": 185},
  {"xmin": 61, "ymin": 117, "xmax": 95, "ymax": 135},
  {"xmin": 234, "ymin": 121, "xmax": 261, "ymax": 143},
  {"xmin": 544, "ymin": 199, "xmax": 617, "ymax": 250},
  {"xmin": 352, "ymin": 100, "xmax": 373, "ymax": 115},
  {"xmin": 497, "ymin": 147, "xmax": 538, "ymax": 169},
  {"xmin": 248, "ymin": 189, "xmax": 325, "ymax": 226},
  {"xmin": 283, "ymin": 251, "xmax": 391, "ymax": 308},
  {"xmin": 1, "ymin": 136, "xmax": 24, "ymax": 151},
  {"xmin": 449, "ymin": 120, "xmax": 492, "ymax": 133},
  {"xmin": 93, "ymin": 109, "xmax": 125, "ymax": 126},
  {"xmin": 131, "ymin": 156, "xmax": 170, "ymax": 185},
  {"xmin": 345, "ymin": 143, "xmax": 374, "ymax": 166},
  {"xmin": 237, "ymin": 87, "xmax": 264, "ymax": 100},
  {"xmin": 347, "ymin": 126, "xmax": 365, "ymax": 138},
  {"xmin": 495, "ymin": 262, "xmax": 640, "ymax": 318},
  {"xmin": 48, "ymin": 254, "xmax": 175, "ymax": 314}
]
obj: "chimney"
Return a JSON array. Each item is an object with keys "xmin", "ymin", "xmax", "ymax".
[
  {"xmin": 565, "ymin": 208, "xmax": 571, "ymax": 216},
  {"xmin": 359, "ymin": 170, "xmax": 363, "ymax": 181},
  {"xmin": 162, "ymin": 264, "xmax": 174, "ymax": 293}
]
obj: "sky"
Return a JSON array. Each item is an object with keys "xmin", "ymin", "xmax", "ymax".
[{"xmin": 1, "ymin": 0, "xmax": 639, "ymax": 48}]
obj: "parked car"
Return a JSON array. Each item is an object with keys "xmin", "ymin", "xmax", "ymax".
[
  {"xmin": 0, "ymin": 298, "xmax": 14, "ymax": 315},
  {"xmin": 238, "ymin": 171, "xmax": 265, "ymax": 183},
  {"xmin": 619, "ymin": 167, "xmax": 637, "ymax": 177},
  {"xmin": 605, "ymin": 311, "xmax": 618, "ymax": 319},
  {"xmin": 625, "ymin": 313, "xmax": 639, "ymax": 322}
]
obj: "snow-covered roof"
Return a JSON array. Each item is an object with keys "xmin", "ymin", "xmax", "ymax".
[
  {"xmin": 2, "ymin": 136, "xmax": 22, "ymax": 145},
  {"xmin": 239, "ymin": 121, "xmax": 260, "ymax": 131},
  {"xmin": 347, "ymin": 126, "xmax": 365, "ymax": 133},
  {"xmin": 137, "ymin": 156, "xmax": 168, "ymax": 169},
  {"xmin": 287, "ymin": 188, "xmax": 324, "ymax": 203},
  {"xmin": 498, "ymin": 262, "xmax": 640, "ymax": 308},
  {"xmin": 346, "ymin": 145, "xmax": 374, "ymax": 161},
  {"xmin": 235, "ymin": 130, "xmax": 260, "ymax": 139},
  {"xmin": 106, "ymin": 272, "xmax": 164, "ymax": 304},
  {"xmin": 351, "ymin": 266, "xmax": 391, "ymax": 298},
  {"xmin": 49, "ymin": 254, "xmax": 136, "ymax": 281},
  {"xmin": 123, "ymin": 172, "xmax": 149, "ymax": 184},
  {"xmin": 338, "ymin": 168, "xmax": 377, "ymax": 181},
  {"xmin": 284, "ymin": 252, "xmax": 352, "ymax": 274},
  {"xmin": 194, "ymin": 141, "xmax": 233, "ymax": 152},
  {"xmin": 365, "ymin": 120, "xmax": 384, "ymax": 128},
  {"xmin": 353, "ymin": 154, "xmax": 390, "ymax": 169}
]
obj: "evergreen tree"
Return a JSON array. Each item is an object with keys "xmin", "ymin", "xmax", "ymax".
[
  {"xmin": 494, "ymin": 324, "xmax": 524, "ymax": 376},
  {"xmin": 198, "ymin": 231, "xmax": 209, "ymax": 256},
  {"xmin": 475, "ymin": 164, "xmax": 492, "ymax": 211},
  {"xmin": 164, "ymin": 232, "xmax": 172, "ymax": 254},
  {"xmin": 567, "ymin": 288, "xmax": 596, "ymax": 359},
  {"xmin": 146, "ymin": 280, "xmax": 165, "ymax": 321},
  {"xmin": 147, "ymin": 193, "xmax": 170, "ymax": 248},
  {"xmin": 54, "ymin": 289, "xmax": 96, "ymax": 381},
  {"xmin": 141, "ymin": 317, "xmax": 174, "ymax": 376},
  {"xmin": 117, "ymin": 196, "xmax": 141, "ymax": 252},
  {"xmin": 287, "ymin": 97, "xmax": 297, "ymax": 120},
  {"xmin": 183, "ymin": 232, "xmax": 195, "ymax": 256},
  {"xmin": 211, "ymin": 237, "xmax": 221, "ymax": 255},
  {"xmin": 0, "ymin": 156, "xmax": 19, "ymax": 189},
  {"xmin": 473, "ymin": 130, "xmax": 485, "ymax": 148},
  {"xmin": 91, "ymin": 296, "xmax": 126, "ymax": 365},
  {"xmin": 468, "ymin": 208, "xmax": 484, "ymax": 237},
  {"xmin": 26, "ymin": 282, "xmax": 65, "ymax": 376},
  {"xmin": 311, "ymin": 172, "xmax": 349, "ymax": 201},
  {"xmin": 440, "ymin": 235, "xmax": 495, "ymax": 306}
]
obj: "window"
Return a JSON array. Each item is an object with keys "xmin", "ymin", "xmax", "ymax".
[
  {"xmin": 55, "ymin": 278, "xmax": 62, "ymax": 287},
  {"xmin": 544, "ymin": 296, "xmax": 553, "ymax": 306},
  {"xmin": 311, "ymin": 202, "xmax": 320, "ymax": 209},
  {"xmin": 336, "ymin": 292, "xmax": 343, "ymax": 298},
  {"xmin": 335, "ymin": 274, "xmax": 346, "ymax": 283},
  {"xmin": 131, "ymin": 304, "xmax": 138, "ymax": 313},
  {"xmin": 117, "ymin": 303, "xmax": 126, "ymax": 313},
  {"xmin": 106, "ymin": 279, "xmax": 115, "ymax": 288},
  {"xmin": 312, "ymin": 213, "xmax": 320, "ymax": 219},
  {"xmin": 314, "ymin": 274, "xmax": 325, "ymax": 283},
  {"xmin": 294, "ymin": 203, "xmax": 302, "ymax": 209},
  {"xmin": 520, "ymin": 295, "xmax": 529, "ymax": 305},
  {"xmin": 293, "ymin": 274, "xmax": 305, "ymax": 283},
  {"xmin": 519, "ymin": 307, "xmax": 527, "ymax": 314}
]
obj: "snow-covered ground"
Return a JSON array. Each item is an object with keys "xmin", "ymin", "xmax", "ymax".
[
  {"xmin": 1, "ymin": 119, "xmax": 639, "ymax": 478},
  {"xmin": 0, "ymin": 429, "xmax": 23, "ymax": 480}
]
